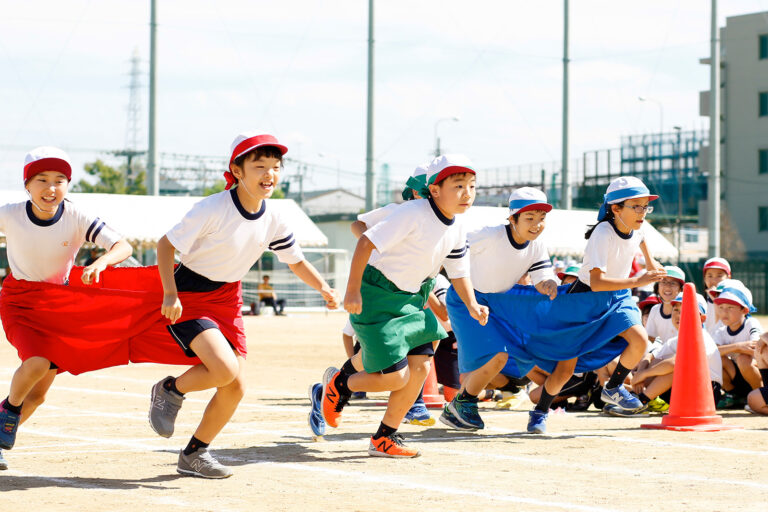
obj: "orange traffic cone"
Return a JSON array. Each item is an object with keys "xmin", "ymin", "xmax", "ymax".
[
  {"xmin": 642, "ymin": 283, "xmax": 741, "ymax": 431},
  {"xmin": 422, "ymin": 359, "xmax": 445, "ymax": 409}
]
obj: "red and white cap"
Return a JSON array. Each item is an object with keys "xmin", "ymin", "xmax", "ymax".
[
  {"xmin": 714, "ymin": 280, "xmax": 756, "ymax": 313},
  {"xmin": 225, "ymin": 131, "xmax": 288, "ymax": 189},
  {"xmin": 24, "ymin": 146, "xmax": 72, "ymax": 182},
  {"xmin": 703, "ymin": 257, "xmax": 731, "ymax": 277},
  {"xmin": 426, "ymin": 154, "xmax": 476, "ymax": 186},
  {"xmin": 508, "ymin": 187, "xmax": 552, "ymax": 215}
]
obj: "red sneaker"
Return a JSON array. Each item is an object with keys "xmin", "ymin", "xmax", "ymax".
[
  {"xmin": 368, "ymin": 433, "xmax": 421, "ymax": 458},
  {"xmin": 321, "ymin": 367, "xmax": 349, "ymax": 428}
]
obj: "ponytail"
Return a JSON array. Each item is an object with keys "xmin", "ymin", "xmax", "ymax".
[{"xmin": 585, "ymin": 202, "xmax": 622, "ymax": 239}]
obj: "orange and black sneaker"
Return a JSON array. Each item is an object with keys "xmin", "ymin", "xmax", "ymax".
[
  {"xmin": 368, "ymin": 433, "xmax": 421, "ymax": 458},
  {"xmin": 321, "ymin": 367, "xmax": 349, "ymax": 428}
]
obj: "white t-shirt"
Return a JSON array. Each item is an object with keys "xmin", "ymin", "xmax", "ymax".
[
  {"xmin": 578, "ymin": 221, "xmax": 646, "ymax": 287},
  {"xmin": 704, "ymin": 296, "xmax": 723, "ymax": 335},
  {"xmin": 165, "ymin": 190, "xmax": 304, "ymax": 282},
  {"xmin": 651, "ymin": 330, "xmax": 723, "ymax": 384},
  {"xmin": 364, "ymin": 198, "xmax": 469, "ymax": 293},
  {"xmin": 0, "ymin": 200, "xmax": 122, "ymax": 284},
  {"xmin": 712, "ymin": 316, "xmax": 763, "ymax": 347},
  {"xmin": 342, "ymin": 318, "xmax": 356, "ymax": 338},
  {"xmin": 467, "ymin": 223, "xmax": 555, "ymax": 293},
  {"xmin": 645, "ymin": 304, "xmax": 678, "ymax": 345},
  {"xmin": 358, "ymin": 203, "xmax": 400, "ymax": 228}
]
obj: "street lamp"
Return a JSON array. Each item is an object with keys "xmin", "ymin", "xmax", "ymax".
[
  {"xmin": 434, "ymin": 116, "xmax": 460, "ymax": 157},
  {"xmin": 638, "ymin": 96, "xmax": 664, "ymax": 136},
  {"xmin": 673, "ymin": 125, "xmax": 682, "ymax": 265}
]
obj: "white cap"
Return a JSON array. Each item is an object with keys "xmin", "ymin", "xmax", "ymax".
[
  {"xmin": 412, "ymin": 163, "xmax": 429, "ymax": 178},
  {"xmin": 714, "ymin": 280, "xmax": 756, "ymax": 313},
  {"xmin": 229, "ymin": 131, "xmax": 287, "ymax": 164},
  {"xmin": 605, "ymin": 176, "xmax": 659, "ymax": 204},
  {"xmin": 508, "ymin": 187, "xmax": 552, "ymax": 215},
  {"xmin": 671, "ymin": 292, "xmax": 707, "ymax": 315},
  {"xmin": 24, "ymin": 146, "xmax": 72, "ymax": 182},
  {"xmin": 426, "ymin": 154, "xmax": 476, "ymax": 185}
]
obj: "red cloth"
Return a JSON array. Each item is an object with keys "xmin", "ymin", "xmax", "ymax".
[{"xmin": 0, "ymin": 266, "xmax": 246, "ymax": 375}]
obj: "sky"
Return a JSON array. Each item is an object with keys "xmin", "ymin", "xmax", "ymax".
[{"xmin": 2, "ymin": 1, "xmax": 768, "ymax": 194}]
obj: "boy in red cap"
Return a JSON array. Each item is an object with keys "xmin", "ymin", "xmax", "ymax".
[
  {"xmin": 318, "ymin": 154, "xmax": 488, "ymax": 458},
  {"xmin": 148, "ymin": 132, "xmax": 339, "ymax": 478},
  {"xmin": 702, "ymin": 257, "xmax": 731, "ymax": 334},
  {"xmin": 0, "ymin": 146, "xmax": 133, "ymax": 469}
]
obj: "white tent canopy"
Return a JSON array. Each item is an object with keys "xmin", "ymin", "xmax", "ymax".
[
  {"xmin": 0, "ymin": 191, "xmax": 329, "ymax": 247},
  {"xmin": 462, "ymin": 206, "xmax": 679, "ymax": 261}
]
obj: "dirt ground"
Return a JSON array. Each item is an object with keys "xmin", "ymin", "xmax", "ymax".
[{"xmin": 1, "ymin": 311, "xmax": 767, "ymax": 511}]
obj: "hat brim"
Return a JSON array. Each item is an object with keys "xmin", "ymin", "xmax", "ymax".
[
  {"xmin": 24, "ymin": 158, "xmax": 72, "ymax": 182},
  {"xmin": 512, "ymin": 203, "xmax": 553, "ymax": 215},
  {"xmin": 703, "ymin": 263, "xmax": 731, "ymax": 276},
  {"xmin": 231, "ymin": 142, "xmax": 288, "ymax": 164},
  {"xmin": 432, "ymin": 166, "xmax": 476, "ymax": 185},
  {"xmin": 714, "ymin": 297, "xmax": 747, "ymax": 309},
  {"xmin": 607, "ymin": 193, "xmax": 659, "ymax": 204}
]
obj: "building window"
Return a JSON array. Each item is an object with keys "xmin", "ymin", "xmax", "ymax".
[
  {"xmin": 761, "ymin": 35, "xmax": 768, "ymax": 60},
  {"xmin": 685, "ymin": 233, "xmax": 698, "ymax": 243},
  {"xmin": 761, "ymin": 149, "xmax": 768, "ymax": 174},
  {"xmin": 761, "ymin": 207, "xmax": 768, "ymax": 232},
  {"xmin": 761, "ymin": 92, "xmax": 768, "ymax": 117}
]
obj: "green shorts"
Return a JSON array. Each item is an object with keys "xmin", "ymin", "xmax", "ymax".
[{"xmin": 350, "ymin": 265, "xmax": 447, "ymax": 373}]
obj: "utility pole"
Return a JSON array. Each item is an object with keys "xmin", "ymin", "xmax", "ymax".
[
  {"xmin": 147, "ymin": 0, "xmax": 159, "ymax": 195},
  {"xmin": 674, "ymin": 126, "xmax": 683, "ymax": 265},
  {"xmin": 365, "ymin": 0, "xmax": 376, "ymax": 210},
  {"xmin": 708, "ymin": 0, "xmax": 721, "ymax": 257},
  {"xmin": 561, "ymin": 0, "xmax": 571, "ymax": 209}
]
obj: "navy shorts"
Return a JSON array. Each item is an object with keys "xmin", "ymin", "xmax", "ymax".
[
  {"xmin": 167, "ymin": 319, "xmax": 221, "ymax": 358},
  {"xmin": 377, "ymin": 341, "xmax": 435, "ymax": 374},
  {"xmin": 759, "ymin": 386, "xmax": 768, "ymax": 403},
  {"xmin": 434, "ymin": 331, "xmax": 460, "ymax": 389}
]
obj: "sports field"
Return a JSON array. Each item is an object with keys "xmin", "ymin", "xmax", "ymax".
[{"xmin": 2, "ymin": 312, "xmax": 767, "ymax": 511}]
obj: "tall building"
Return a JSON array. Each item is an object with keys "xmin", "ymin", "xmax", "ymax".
[{"xmin": 701, "ymin": 11, "xmax": 768, "ymax": 258}]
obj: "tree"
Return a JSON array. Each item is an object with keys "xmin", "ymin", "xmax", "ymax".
[{"xmin": 73, "ymin": 160, "xmax": 147, "ymax": 195}]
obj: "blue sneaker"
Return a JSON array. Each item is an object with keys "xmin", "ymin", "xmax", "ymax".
[
  {"xmin": 403, "ymin": 400, "xmax": 435, "ymax": 426},
  {"xmin": 308, "ymin": 383, "xmax": 326, "ymax": 437},
  {"xmin": 439, "ymin": 404, "xmax": 473, "ymax": 430},
  {"xmin": 0, "ymin": 449, "xmax": 7, "ymax": 470},
  {"xmin": 0, "ymin": 406, "xmax": 20, "ymax": 450},
  {"xmin": 526, "ymin": 409, "xmax": 548, "ymax": 434},
  {"xmin": 446, "ymin": 395, "xmax": 484, "ymax": 430},
  {"xmin": 601, "ymin": 385, "xmax": 643, "ymax": 411},
  {"xmin": 351, "ymin": 391, "xmax": 367, "ymax": 400}
]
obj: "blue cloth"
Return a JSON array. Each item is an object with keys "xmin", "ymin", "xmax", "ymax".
[{"xmin": 446, "ymin": 284, "xmax": 639, "ymax": 377}]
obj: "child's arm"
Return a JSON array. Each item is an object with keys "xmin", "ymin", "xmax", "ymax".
[
  {"xmin": 635, "ymin": 357, "xmax": 675, "ymax": 383},
  {"xmin": 80, "ymin": 239, "xmax": 133, "ymax": 285},
  {"xmin": 718, "ymin": 341, "xmax": 757, "ymax": 356},
  {"xmin": 450, "ymin": 277, "xmax": 489, "ymax": 326},
  {"xmin": 342, "ymin": 333, "xmax": 355, "ymax": 358},
  {"xmin": 534, "ymin": 279, "xmax": 558, "ymax": 300},
  {"xmin": 589, "ymin": 266, "xmax": 666, "ymax": 292},
  {"xmin": 350, "ymin": 221, "xmax": 368, "ymax": 239},
  {"xmin": 157, "ymin": 235, "xmax": 183, "ymax": 323},
  {"xmin": 427, "ymin": 291, "xmax": 448, "ymax": 321},
  {"xmin": 344, "ymin": 235, "xmax": 376, "ymax": 314},
  {"xmin": 639, "ymin": 240, "xmax": 661, "ymax": 272},
  {"xmin": 288, "ymin": 260, "xmax": 340, "ymax": 309}
]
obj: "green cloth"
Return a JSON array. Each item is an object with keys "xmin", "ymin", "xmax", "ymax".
[{"xmin": 351, "ymin": 265, "xmax": 447, "ymax": 373}]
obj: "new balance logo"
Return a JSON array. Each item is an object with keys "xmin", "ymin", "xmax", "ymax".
[
  {"xmin": 153, "ymin": 397, "xmax": 165, "ymax": 411},
  {"xmin": 375, "ymin": 439, "xmax": 391, "ymax": 453},
  {"xmin": 190, "ymin": 459, "xmax": 206, "ymax": 472},
  {"xmin": 325, "ymin": 387, "xmax": 338, "ymax": 404}
]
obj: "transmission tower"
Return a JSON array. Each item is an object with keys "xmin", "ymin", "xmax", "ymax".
[{"xmin": 116, "ymin": 47, "xmax": 145, "ymax": 182}]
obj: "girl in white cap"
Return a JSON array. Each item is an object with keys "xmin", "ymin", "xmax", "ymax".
[
  {"xmin": 441, "ymin": 187, "xmax": 560, "ymax": 433},
  {"xmin": 712, "ymin": 281, "xmax": 763, "ymax": 406},
  {"xmin": 645, "ymin": 265, "xmax": 686, "ymax": 346},
  {"xmin": 567, "ymin": 176, "xmax": 666, "ymax": 414},
  {"xmin": 148, "ymin": 131, "xmax": 339, "ymax": 478},
  {"xmin": 0, "ymin": 146, "xmax": 132, "ymax": 469},
  {"xmin": 319, "ymin": 154, "xmax": 488, "ymax": 458}
]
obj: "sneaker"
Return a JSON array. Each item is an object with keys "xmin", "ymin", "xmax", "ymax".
[
  {"xmin": 446, "ymin": 395, "xmax": 484, "ymax": 430},
  {"xmin": 368, "ymin": 433, "xmax": 420, "ymax": 458},
  {"xmin": 601, "ymin": 385, "xmax": 643, "ymax": 411},
  {"xmin": 716, "ymin": 392, "xmax": 735, "ymax": 410},
  {"xmin": 321, "ymin": 367, "xmax": 349, "ymax": 428},
  {"xmin": 149, "ymin": 377, "xmax": 184, "ymax": 438},
  {"xmin": 351, "ymin": 391, "xmax": 368, "ymax": 400},
  {"xmin": 646, "ymin": 396, "xmax": 669, "ymax": 413},
  {"xmin": 495, "ymin": 391, "xmax": 520, "ymax": 410},
  {"xmin": 526, "ymin": 409, "xmax": 548, "ymax": 434},
  {"xmin": 0, "ymin": 406, "xmax": 20, "ymax": 450},
  {"xmin": 307, "ymin": 383, "xmax": 326, "ymax": 437},
  {"xmin": 745, "ymin": 404, "xmax": 757, "ymax": 414},
  {"xmin": 602, "ymin": 403, "xmax": 649, "ymax": 417},
  {"xmin": 566, "ymin": 392, "xmax": 592, "ymax": 412},
  {"xmin": 439, "ymin": 405, "xmax": 474, "ymax": 430},
  {"xmin": 176, "ymin": 448, "xmax": 233, "ymax": 479},
  {"xmin": 0, "ymin": 449, "xmax": 7, "ymax": 470},
  {"xmin": 403, "ymin": 401, "xmax": 435, "ymax": 427}
]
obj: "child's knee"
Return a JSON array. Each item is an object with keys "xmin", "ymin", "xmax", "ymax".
[
  {"xmin": 222, "ymin": 374, "xmax": 247, "ymax": 401},
  {"xmin": 20, "ymin": 357, "xmax": 52, "ymax": 376},
  {"xmin": 385, "ymin": 367, "xmax": 410, "ymax": 390},
  {"xmin": 747, "ymin": 388, "xmax": 767, "ymax": 414},
  {"xmin": 209, "ymin": 358, "xmax": 240, "ymax": 387}
]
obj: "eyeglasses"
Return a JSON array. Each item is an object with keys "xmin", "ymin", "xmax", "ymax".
[
  {"xmin": 620, "ymin": 205, "xmax": 653, "ymax": 214},
  {"xmin": 658, "ymin": 278, "xmax": 681, "ymax": 287}
]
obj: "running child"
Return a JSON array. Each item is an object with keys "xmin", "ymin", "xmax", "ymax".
[
  {"xmin": 0, "ymin": 147, "xmax": 132, "ymax": 468},
  {"xmin": 148, "ymin": 131, "xmax": 339, "ymax": 478},
  {"xmin": 441, "ymin": 187, "xmax": 559, "ymax": 432},
  {"xmin": 565, "ymin": 176, "xmax": 666, "ymax": 418},
  {"xmin": 319, "ymin": 154, "xmax": 488, "ymax": 458}
]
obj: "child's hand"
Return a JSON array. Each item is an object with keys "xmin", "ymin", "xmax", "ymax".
[
  {"xmin": 81, "ymin": 260, "xmax": 108, "ymax": 285},
  {"xmin": 739, "ymin": 341, "xmax": 757, "ymax": 354},
  {"xmin": 469, "ymin": 304, "xmax": 489, "ymax": 326},
  {"xmin": 344, "ymin": 289, "xmax": 363, "ymax": 315},
  {"xmin": 161, "ymin": 293, "xmax": 183, "ymax": 324},
  {"xmin": 535, "ymin": 279, "xmax": 558, "ymax": 300},
  {"xmin": 636, "ymin": 268, "xmax": 666, "ymax": 287},
  {"xmin": 322, "ymin": 288, "xmax": 341, "ymax": 310}
]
